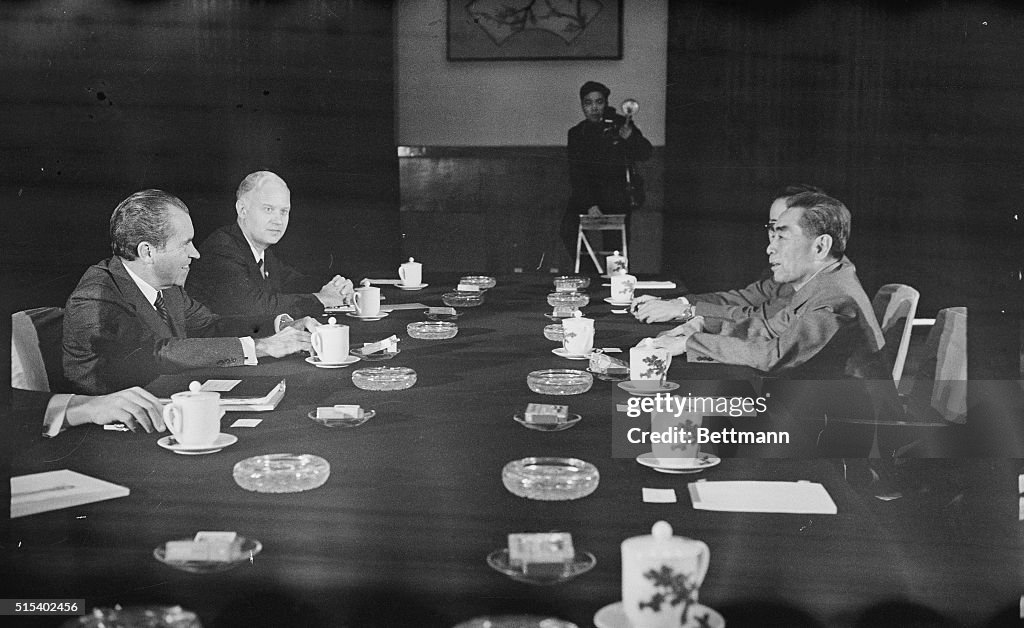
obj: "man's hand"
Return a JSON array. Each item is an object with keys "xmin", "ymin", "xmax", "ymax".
[
  {"xmin": 657, "ymin": 316, "xmax": 704, "ymax": 338},
  {"xmin": 633, "ymin": 297, "xmax": 693, "ymax": 323},
  {"xmin": 587, "ymin": 205, "xmax": 603, "ymax": 217},
  {"xmin": 65, "ymin": 387, "xmax": 166, "ymax": 433},
  {"xmin": 618, "ymin": 117, "xmax": 634, "ymax": 140},
  {"xmin": 288, "ymin": 316, "xmax": 321, "ymax": 333},
  {"xmin": 255, "ymin": 326, "xmax": 312, "ymax": 358},
  {"xmin": 315, "ymin": 275, "xmax": 354, "ymax": 307},
  {"xmin": 649, "ymin": 334, "xmax": 689, "ymax": 357}
]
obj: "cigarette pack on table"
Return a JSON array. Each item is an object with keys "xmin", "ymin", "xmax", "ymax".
[
  {"xmin": 524, "ymin": 403, "xmax": 569, "ymax": 425},
  {"xmin": 508, "ymin": 532, "xmax": 574, "ymax": 575}
]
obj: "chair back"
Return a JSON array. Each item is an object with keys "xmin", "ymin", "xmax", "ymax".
[
  {"xmin": 11, "ymin": 307, "xmax": 67, "ymax": 392},
  {"xmin": 872, "ymin": 283, "xmax": 920, "ymax": 385}
]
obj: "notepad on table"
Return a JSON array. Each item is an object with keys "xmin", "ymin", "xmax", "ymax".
[
  {"xmin": 688, "ymin": 480, "xmax": 837, "ymax": 514},
  {"xmin": 12, "ymin": 469, "xmax": 130, "ymax": 518}
]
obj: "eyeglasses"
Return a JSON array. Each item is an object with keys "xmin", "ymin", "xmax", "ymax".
[{"xmin": 764, "ymin": 223, "xmax": 778, "ymax": 238}]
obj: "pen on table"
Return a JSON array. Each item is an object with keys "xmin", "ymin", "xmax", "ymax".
[{"xmin": 104, "ymin": 423, "xmax": 130, "ymax": 432}]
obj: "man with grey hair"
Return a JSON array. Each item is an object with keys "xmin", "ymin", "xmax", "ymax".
[
  {"xmin": 63, "ymin": 189, "xmax": 318, "ymax": 395},
  {"xmin": 187, "ymin": 171, "xmax": 352, "ymax": 319},
  {"xmin": 650, "ymin": 192, "xmax": 883, "ymax": 375}
]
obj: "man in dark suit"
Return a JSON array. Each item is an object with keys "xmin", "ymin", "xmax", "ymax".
[
  {"xmin": 63, "ymin": 189, "xmax": 317, "ymax": 395},
  {"xmin": 186, "ymin": 171, "xmax": 352, "ymax": 318}
]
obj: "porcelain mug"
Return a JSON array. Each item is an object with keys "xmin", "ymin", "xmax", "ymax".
[
  {"xmin": 162, "ymin": 389, "xmax": 223, "ymax": 447},
  {"xmin": 353, "ymin": 286, "xmax": 382, "ymax": 317},
  {"xmin": 650, "ymin": 397, "xmax": 702, "ymax": 460},
  {"xmin": 561, "ymin": 317, "xmax": 595, "ymax": 356},
  {"xmin": 606, "ymin": 251, "xmax": 629, "ymax": 276},
  {"xmin": 611, "ymin": 274, "xmax": 637, "ymax": 304},
  {"xmin": 630, "ymin": 345, "xmax": 672, "ymax": 391},
  {"xmin": 622, "ymin": 521, "xmax": 711, "ymax": 628},
  {"xmin": 399, "ymin": 257, "xmax": 422, "ymax": 286},
  {"xmin": 312, "ymin": 322, "xmax": 350, "ymax": 363}
]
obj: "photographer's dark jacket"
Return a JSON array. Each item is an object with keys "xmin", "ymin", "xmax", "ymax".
[{"xmin": 566, "ymin": 110, "xmax": 653, "ymax": 215}]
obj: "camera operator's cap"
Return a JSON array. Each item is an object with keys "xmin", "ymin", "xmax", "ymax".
[{"xmin": 579, "ymin": 81, "xmax": 610, "ymax": 100}]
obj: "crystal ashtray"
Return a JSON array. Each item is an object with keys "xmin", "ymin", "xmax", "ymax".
[
  {"xmin": 352, "ymin": 366, "xmax": 417, "ymax": 390},
  {"xmin": 486, "ymin": 548, "xmax": 597, "ymax": 585},
  {"xmin": 543, "ymin": 323, "xmax": 566, "ymax": 342},
  {"xmin": 154, "ymin": 537, "xmax": 263, "ymax": 574},
  {"xmin": 62, "ymin": 605, "xmax": 203, "ymax": 627},
  {"xmin": 459, "ymin": 275, "xmax": 496, "ymax": 290},
  {"xmin": 546, "ymin": 291, "xmax": 589, "ymax": 309},
  {"xmin": 233, "ymin": 454, "xmax": 330, "ymax": 493},
  {"xmin": 308, "ymin": 408, "xmax": 376, "ymax": 428},
  {"xmin": 501, "ymin": 457, "xmax": 600, "ymax": 501},
  {"xmin": 443, "ymin": 291, "xmax": 485, "ymax": 308},
  {"xmin": 553, "ymin": 275, "xmax": 591, "ymax": 292},
  {"xmin": 527, "ymin": 369, "xmax": 593, "ymax": 395},
  {"xmin": 513, "ymin": 412, "xmax": 582, "ymax": 432},
  {"xmin": 407, "ymin": 321, "xmax": 458, "ymax": 340}
]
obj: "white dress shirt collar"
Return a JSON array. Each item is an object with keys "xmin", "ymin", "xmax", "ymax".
[{"xmin": 122, "ymin": 262, "xmax": 160, "ymax": 308}]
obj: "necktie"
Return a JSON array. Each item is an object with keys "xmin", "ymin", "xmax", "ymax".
[
  {"xmin": 258, "ymin": 258, "xmax": 267, "ymax": 279},
  {"xmin": 154, "ymin": 291, "xmax": 174, "ymax": 332}
]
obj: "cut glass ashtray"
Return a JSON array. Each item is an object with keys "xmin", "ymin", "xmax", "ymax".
[
  {"xmin": 543, "ymin": 324, "xmax": 566, "ymax": 341},
  {"xmin": 407, "ymin": 321, "xmax": 458, "ymax": 340},
  {"xmin": 308, "ymin": 408, "xmax": 375, "ymax": 428},
  {"xmin": 233, "ymin": 454, "xmax": 330, "ymax": 493},
  {"xmin": 486, "ymin": 548, "xmax": 597, "ymax": 585},
  {"xmin": 553, "ymin": 275, "xmax": 591, "ymax": 292},
  {"xmin": 424, "ymin": 308, "xmax": 462, "ymax": 322},
  {"xmin": 527, "ymin": 369, "xmax": 593, "ymax": 395},
  {"xmin": 62, "ymin": 605, "xmax": 203, "ymax": 627},
  {"xmin": 352, "ymin": 366, "xmax": 417, "ymax": 390},
  {"xmin": 153, "ymin": 537, "xmax": 263, "ymax": 574},
  {"xmin": 443, "ymin": 291, "xmax": 485, "ymax": 308},
  {"xmin": 546, "ymin": 291, "xmax": 589, "ymax": 309},
  {"xmin": 460, "ymin": 275, "xmax": 496, "ymax": 290},
  {"xmin": 502, "ymin": 457, "xmax": 600, "ymax": 501}
]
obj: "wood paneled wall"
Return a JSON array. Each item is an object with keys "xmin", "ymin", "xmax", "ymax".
[
  {"xmin": 663, "ymin": 1, "xmax": 1022, "ymax": 376},
  {"xmin": 1, "ymin": 0, "xmax": 400, "ymax": 309}
]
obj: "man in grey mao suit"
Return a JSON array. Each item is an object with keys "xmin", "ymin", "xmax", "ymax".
[{"xmin": 63, "ymin": 189, "xmax": 318, "ymax": 395}]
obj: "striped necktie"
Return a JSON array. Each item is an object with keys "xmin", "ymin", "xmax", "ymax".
[
  {"xmin": 258, "ymin": 258, "xmax": 267, "ymax": 279},
  {"xmin": 154, "ymin": 291, "xmax": 174, "ymax": 332}
]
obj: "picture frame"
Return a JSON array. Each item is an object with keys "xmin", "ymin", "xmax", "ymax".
[{"xmin": 447, "ymin": 0, "xmax": 623, "ymax": 61}]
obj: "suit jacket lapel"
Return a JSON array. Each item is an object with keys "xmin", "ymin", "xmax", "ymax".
[
  {"xmin": 229, "ymin": 222, "xmax": 269, "ymax": 285},
  {"xmin": 108, "ymin": 258, "xmax": 176, "ymax": 339}
]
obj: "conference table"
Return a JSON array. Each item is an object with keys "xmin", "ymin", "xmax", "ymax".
[{"xmin": 8, "ymin": 274, "xmax": 1020, "ymax": 627}]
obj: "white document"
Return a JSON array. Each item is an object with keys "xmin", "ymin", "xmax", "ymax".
[
  {"xmin": 643, "ymin": 488, "xmax": 677, "ymax": 503},
  {"xmin": 200, "ymin": 379, "xmax": 241, "ymax": 392},
  {"xmin": 688, "ymin": 480, "xmax": 837, "ymax": 514},
  {"xmin": 12, "ymin": 469, "xmax": 130, "ymax": 518}
]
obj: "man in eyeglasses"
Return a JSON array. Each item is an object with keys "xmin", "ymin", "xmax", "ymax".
[{"xmin": 632, "ymin": 184, "xmax": 823, "ymax": 325}]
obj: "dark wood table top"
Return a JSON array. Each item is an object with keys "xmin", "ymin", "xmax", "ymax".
[{"xmin": 7, "ymin": 274, "xmax": 1021, "ymax": 627}]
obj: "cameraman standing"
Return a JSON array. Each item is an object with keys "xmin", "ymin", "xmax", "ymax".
[{"xmin": 561, "ymin": 80, "xmax": 653, "ymax": 258}]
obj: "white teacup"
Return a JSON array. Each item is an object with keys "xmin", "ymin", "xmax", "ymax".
[
  {"xmin": 622, "ymin": 521, "xmax": 710, "ymax": 628},
  {"xmin": 611, "ymin": 273, "xmax": 637, "ymax": 304},
  {"xmin": 630, "ymin": 344, "xmax": 672, "ymax": 391},
  {"xmin": 651, "ymin": 398, "xmax": 702, "ymax": 461},
  {"xmin": 561, "ymin": 316, "xmax": 595, "ymax": 356},
  {"xmin": 162, "ymin": 386, "xmax": 223, "ymax": 448},
  {"xmin": 353, "ymin": 286, "xmax": 382, "ymax": 317},
  {"xmin": 312, "ymin": 319, "xmax": 350, "ymax": 363},
  {"xmin": 399, "ymin": 257, "xmax": 422, "ymax": 286},
  {"xmin": 606, "ymin": 251, "xmax": 629, "ymax": 276}
]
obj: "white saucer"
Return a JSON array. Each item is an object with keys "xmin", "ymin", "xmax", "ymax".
[
  {"xmin": 396, "ymin": 283, "xmax": 428, "ymax": 291},
  {"xmin": 157, "ymin": 433, "xmax": 238, "ymax": 455},
  {"xmin": 617, "ymin": 380, "xmax": 681, "ymax": 396},
  {"xmin": 603, "ymin": 297, "xmax": 632, "ymax": 307},
  {"xmin": 636, "ymin": 451, "xmax": 722, "ymax": 474},
  {"xmin": 552, "ymin": 348, "xmax": 591, "ymax": 360},
  {"xmin": 594, "ymin": 601, "xmax": 724, "ymax": 628},
  {"xmin": 305, "ymin": 355, "xmax": 360, "ymax": 368},
  {"xmin": 345, "ymin": 311, "xmax": 390, "ymax": 321}
]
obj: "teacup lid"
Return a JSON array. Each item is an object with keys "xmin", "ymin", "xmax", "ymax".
[
  {"xmin": 326, "ymin": 316, "xmax": 338, "ymax": 325},
  {"xmin": 189, "ymin": 381, "xmax": 202, "ymax": 393},
  {"xmin": 402, "ymin": 257, "xmax": 419, "ymax": 265},
  {"xmin": 621, "ymin": 520, "xmax": 690, "ymax": 556},
  {"xmin": 360, "ymin": 278, "xmax": 372, "ymax": 288},
  {"xmin": 178, "ymin": 381, "xmax": 219, "ymax": 399},
  {"xmin": 562, "ymin": 311, "xmax": 593, "ymax": 328}
]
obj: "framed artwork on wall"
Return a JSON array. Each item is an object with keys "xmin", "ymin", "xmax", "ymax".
[{"xmin": 448, "ymin": 0, "xmax": 623, "ymax": 61}]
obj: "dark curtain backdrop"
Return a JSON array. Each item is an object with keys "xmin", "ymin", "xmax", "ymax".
[
  {"xmin": 664, "ymin": 1, "xmax": 1022, "ymax": 378},
  {"xmin": 1, "ymin": 0, "xmax": 400, "ymax": 312}
]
